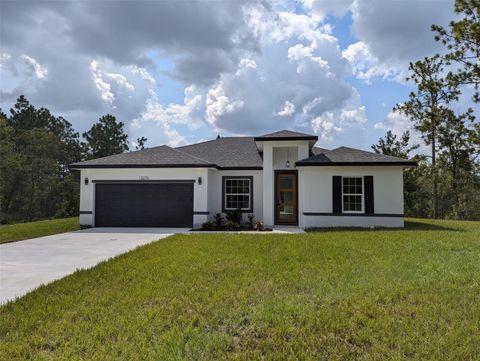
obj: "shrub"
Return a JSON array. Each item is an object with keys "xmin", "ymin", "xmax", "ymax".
[
  {"xmin": 254, "ymin": 220, "xmax": 264, "ymax": 231},
  {"xmin": 214, "ymin": 213, "xmax": 224, "ymax": 229},
  {"xmin": 225, "ymin": 220, "xmax": 240, "ymax": 231},
  {"xmin": 225, "ymin": 208, "xmax": 242, "ymax": 224},
  {"xmin": 247, "ymin": 214, "xmax": 255, "ymax": 229},
  {"xmin": 201, "ymin": 220, "xmax": 215, "ymax": 231}
]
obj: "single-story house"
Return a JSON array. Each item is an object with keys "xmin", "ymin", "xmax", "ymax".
[{"xmin": 70, "ymin": 130, "xmax": 416, "ymax": 228}]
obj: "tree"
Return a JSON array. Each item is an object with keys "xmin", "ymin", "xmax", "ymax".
[
  {"xmin": 437, "ymin": 108, "xmax": 476, "ymax": 208},
  {"xmin": 0, "ymin": 96, "xmax": 84, "ymax": 223},
  {"xmin": 371, "ymin": 130, "xmax": 419, "ymax": 158},
  {"xmin": 394, "ymin": 55, "xmax": 460, "ymax": 218},
  {"xmin": 432, "ymin": 0, "xmax": 480, "ymax": 102},
  {"xmin": 135, "ymin": 136, "xmax": 147, "ymax": 150},
  {"xmin": 83, "ymin": 114, "xmax": 129, "ymax": 159}
]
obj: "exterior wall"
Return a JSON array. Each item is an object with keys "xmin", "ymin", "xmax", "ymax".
[
  {"xmin": 261, "ymin": 140, "xmax": 310, "ymax": 226},
  {"xmin": 207, "ymin": 169, "xmax": 263, "ymax": 222},
  {"xmin": 298, "ymin": 166, "xmax": 405, "ymax": 228},
  {"xmin": 79, "ymin": 168, "xmax": 209, "ymax": 227}
]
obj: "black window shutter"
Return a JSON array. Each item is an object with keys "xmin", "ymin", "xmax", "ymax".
[
  {"xmin": 332, "ymin": 176, "xmax": 342, "ymax": 214},
  {"xmin": 364, "ymin": 176, "xmax": 374, "ymax": 214}
]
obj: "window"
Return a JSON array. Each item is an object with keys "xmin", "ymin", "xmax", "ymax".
[
  {"xmin": 342, "ymin": 177, "xmax": 363, "ymax": 212},
  {"xmin": 223, "ymin": 177, "xmax": 253, "ymax": 211}
]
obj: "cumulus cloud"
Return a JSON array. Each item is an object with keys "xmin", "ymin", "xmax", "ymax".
[
  {"xmin": 342, "ymin": 41, "xmax": 403, "ymax": 83},
  {"xmin": 275, "ymin": 101, "xmax": 295, "ymax": 117}
]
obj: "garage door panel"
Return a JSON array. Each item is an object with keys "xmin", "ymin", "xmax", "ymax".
[{"xmin": 95, "ymin": 183, "xmax": 193, "ymax": 227}]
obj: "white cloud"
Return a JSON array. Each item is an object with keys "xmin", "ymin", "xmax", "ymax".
[
  {"xmin": 342, "ymin": 41, "xmax": 403, "ymax": 83},
  {"xmin": 275, "ymin": 100, "xmax": 295, "ymax": 117},
  {"xmin": 89, "ymin": 60, "xmax": 115, "ymax": 104},
  {"xmin": 20, "ymin": 55, "xmax": 48, "ymax": 80},
  {"xmin": 205, "ymin": 82, "xmax": 244, "ymax": 125}
]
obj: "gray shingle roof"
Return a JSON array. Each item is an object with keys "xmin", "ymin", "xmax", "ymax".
[
  {"xmin": 311, "ymin": 146, "xmax": 329, "ymax": 155},
  {"xmin": 70, "ymin": 145, "xmax": 215, "ymax": 168},
  {"xmin": 70, "ymin": 133, "xmax": 416, "ymax": 169},
  {"xmin": 177, "ymin": 137, "xmax": 263, "ymax": 169},
  {"xmin": 254, "ymin": 129, "xmax": 318, "ymax": 141},
  {"xmin": 296, "ymin": 146, "xmax": 416, "ymax": 166}
]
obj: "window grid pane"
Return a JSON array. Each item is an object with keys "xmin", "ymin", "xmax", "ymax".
[
  {"xmin": 342, "ymin": 177, "xmax": 363, "ymax": 212},
  {"xmin": 225, "ymin": 178, "xmax": 251, "ymax": 210}
]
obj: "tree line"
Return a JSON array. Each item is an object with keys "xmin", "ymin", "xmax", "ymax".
[
  {"xmin": 372, "ymin": 0, "xmax": 480, "ymax": 220},
  {"xmin": 0, "ymin": 96, "xmax": 146, "ymax": 223}
]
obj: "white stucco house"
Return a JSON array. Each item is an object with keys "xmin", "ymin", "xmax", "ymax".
[{"xmin": 70, "ymin": 130, "xmax": 416, "ymax": 229}]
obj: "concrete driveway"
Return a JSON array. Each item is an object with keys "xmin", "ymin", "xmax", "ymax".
[{"xmin": 0, "ymin": 228, "xmax": 187, "ymax": 304}]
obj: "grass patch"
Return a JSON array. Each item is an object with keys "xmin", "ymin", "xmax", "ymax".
[
  {"xmin": 1, "ymin": 218, "xmax": 479, "ymax": 359},
  {"xmin": 0, "ymin": 217, "xmax": 80, "ymax": 244}
]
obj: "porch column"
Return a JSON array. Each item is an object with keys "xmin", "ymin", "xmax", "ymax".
[{"xmin": 262, "ymin": 144, "xmax": 274, "ymax": 227}]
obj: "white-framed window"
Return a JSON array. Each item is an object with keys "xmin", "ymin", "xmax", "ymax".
[
  {"xmin": 342, "ymin": 177, "xmax": 363, "ymax": 213},
  {"xmin": 223, "ymin": 177, "xmax": 252, "ymax": 211}
]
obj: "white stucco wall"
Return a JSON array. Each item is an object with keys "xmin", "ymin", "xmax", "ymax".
[
  {"xmin": 298, "ymin": 166, "xmax": 405, "ymax": 228},
  {"xmin": 79, "ymin": 168, "xmax": 209, "ymax": 227},
  {"xmin": 207, "ymin": 169, "xmax": 263, "ymax": 222}
]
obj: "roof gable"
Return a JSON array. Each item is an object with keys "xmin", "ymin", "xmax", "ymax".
[{"xmin": 254, "ymin": 129, "xmax": 318, "ymax": 141}]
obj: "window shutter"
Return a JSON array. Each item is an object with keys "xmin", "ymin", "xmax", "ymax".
[
  {"xmin": 364, "ymin": 176, "xmax": 374, "ymax": 214},
  {"xmin": 332, "ymin": 176, "xmax": 342, "ymax": 214}
]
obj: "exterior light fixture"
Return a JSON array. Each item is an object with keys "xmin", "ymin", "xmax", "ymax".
[
  {"xmin": 84, "ymin": 177, "xmax": 89, "ymax": 185},
  {"xmin": 286, "ymin": 148, "xmax": 290, "ymax": 168},
  {"xmin": 198, "ymin": 177, "xmax": 202, "ymax": 185}
]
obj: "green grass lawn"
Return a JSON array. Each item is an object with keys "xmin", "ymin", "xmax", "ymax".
[
  {"xmin": 0, "ymin": 217, "xmax": 80, "ymax": 244},
  {"xmin": 1, "ymin": 219, "xmax": 479, "ymax": 360}
]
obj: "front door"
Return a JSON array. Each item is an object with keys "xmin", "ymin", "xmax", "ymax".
[{"xmin": 275, "ymin": 171, "xmax": 298, "ymax": 225}]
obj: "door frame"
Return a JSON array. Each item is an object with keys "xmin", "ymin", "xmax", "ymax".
[{"xmin": 274, "ymin": 170, "xmax": 298, "ymax": 225}]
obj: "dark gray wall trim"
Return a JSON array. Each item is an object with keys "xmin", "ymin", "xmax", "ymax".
[
  {"xmin": 70, "ymin": 164, "xmax": 216, "ymax": 169},
  {"xmin": 222, "ymin": 176, "xmax": 254, "ymax": 213},
  {"xmin": 79, "ymin": 211, "xmax": 93, "ymax": 214},
  {"xmin": 92, "ymin": 180, "xmax": 195, "ymax": 184},
  {"xmin": 217, "ymin": 166, "xmax": 263, "ymax": 170},
  {"xmin": 296, "ymin": 161, "xmax": 416, "ymax": 167},
  {"xmin": 303, "ymin": 212, "xmax": 404, "ymax": 217},
  {"xmin": 193, "ymin": 211, "xmax": 210, "ymax": 215}
]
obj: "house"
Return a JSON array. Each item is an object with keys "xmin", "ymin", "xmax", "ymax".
[{"xmin": 70, "ymin": 130, "xmax": 416, "ymax": 228}]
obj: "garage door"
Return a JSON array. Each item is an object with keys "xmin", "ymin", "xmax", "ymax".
[{"xmin": 94, "ymin": 182, "xmax": 194, "ymax": 227}]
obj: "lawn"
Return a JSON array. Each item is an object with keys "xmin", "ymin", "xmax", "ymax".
[
  {"xmin": 0, "ymin": 217, "xmax": 80, "ymax": 244},
  {"xmin": 1, "ymin": 219, "xmax": 479, "ymax": 360}
]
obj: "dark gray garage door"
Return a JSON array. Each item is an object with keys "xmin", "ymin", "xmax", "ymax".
[{"xmin": 95, "ymin": 182, "xmax": 194, "ymax": 227}]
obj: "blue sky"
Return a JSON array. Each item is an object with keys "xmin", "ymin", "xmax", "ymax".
[{"xmin": 0, "ymin": 0, "xmax": 455, "ymax": 150}]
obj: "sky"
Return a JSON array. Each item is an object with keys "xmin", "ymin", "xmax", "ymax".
[{"xmin": 0, "ymin": 0, "xmax": 456, "ymax": 150}]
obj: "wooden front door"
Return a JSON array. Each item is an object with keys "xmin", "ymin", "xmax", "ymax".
[{"xmin": 275, "ymin": 171, "xmax": 298, "ymax": 225}]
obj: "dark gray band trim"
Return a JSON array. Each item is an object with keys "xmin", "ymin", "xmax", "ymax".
[
  {"xmin": 70, "ymin": 164, "xmax": 215, "ymax": 169},
  {"xmin": 193, "ymin": 211, "xmax": 210, "ymax": 215},
  {"xmin": 296, "ymin": 161, "xmax": 416, "ymax": 167},
  {"xmin": 79, "ymin": 211, "xmax": 93, "ymax": 214},
  {"xmin": 217, "ymin": 166, "xmax": 263, "ymax": 170},
  {"xmin": 92, "ymin": 180, "xmax": 195, "ymax": 184},
  {"xmin": 303, "ymin": 212, "xmax": 404, "ymax": 217}
]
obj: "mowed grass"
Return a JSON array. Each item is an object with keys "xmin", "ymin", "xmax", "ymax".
[
  {"xmin": 0, "ymin": 217, "xmax": 80, "ymax": 244},
  {"xmin": 1, "ymin": 219, "xmax": 479, "ymax": 360}
]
